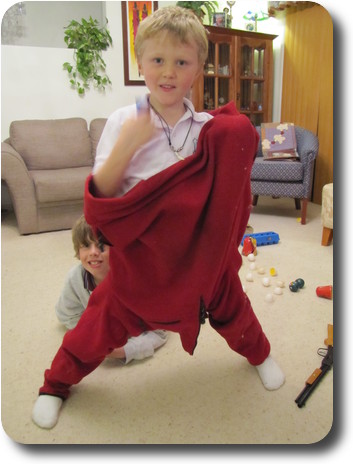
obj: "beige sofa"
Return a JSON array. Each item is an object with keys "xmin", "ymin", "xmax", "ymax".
[{"xmin": 1, "ymin": 117, "xmax": 107, "ymax": 234}]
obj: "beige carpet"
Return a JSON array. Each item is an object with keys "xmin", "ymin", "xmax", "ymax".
[{"xmin": 1, "ymin": 197, "xmax": 333, "ymax": 444}]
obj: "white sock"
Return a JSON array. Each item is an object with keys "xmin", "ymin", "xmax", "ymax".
[
  {"xmin": 145, "ymin": 330, "xmax": 168, "ymax": 348},
  {"xmin": 124, "ymin": 330, "xmax": 168, "ymax": 363},
  {"xmin": 255, "ymin": 355, "xmax": 285, "ymax": 390},
  {"xmin": 32, "ymin": 395, "xmax": 63, "ymax": 429}
]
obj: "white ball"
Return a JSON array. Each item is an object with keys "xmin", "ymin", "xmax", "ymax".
[
  {"xmin": 258, "ymin": 267, "xmax": 265, "ymax": 275},
  {"xmin": 247, "ymin": 253, "xmax": 255, "ymax": 262},
  {"xmin": 262, "ymin": 277, "xmax": 270, "ymax": 287},
  {"xmin": 276, "ymin": 280, "xmax": 285, "ymax": 288},
  {"xmin": 265, "ymin": 293, "xmax": 274, "ymax": 303},
  {"xmin": 274, "ymin": 287, "xmax": 283, "ymax": 295},
  {"xmin": 246, "ymin": 272, "xmax": 254, "ymax": 282},
  {"xmin": 249, "ymin": 262, "xmax": 257, "ymax": 270}
]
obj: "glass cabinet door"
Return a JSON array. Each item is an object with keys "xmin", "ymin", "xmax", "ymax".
[
  {"xmin": 239, "ymin": 39, "xmax": 266, "ymax": 125},
  {"xmin": 191, "ymin": 28, "xmax": 275, "ymax": 122},
  {"xmin": 203, "ymin": 37, "xmax": 232, "ymax": 110},
  {"xmin": 253, "ymin": 47, "xmax": 264, "ymax": 78}
]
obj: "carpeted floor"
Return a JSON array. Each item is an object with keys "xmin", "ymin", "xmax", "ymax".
[{"xmin": 1, "ymin": 197, "xmax": 333, "ymax": 444}]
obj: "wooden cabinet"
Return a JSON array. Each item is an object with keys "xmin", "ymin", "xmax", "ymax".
[{"xmin": 192, "ymin": 26, "xmax": 277, "ymax": 125}]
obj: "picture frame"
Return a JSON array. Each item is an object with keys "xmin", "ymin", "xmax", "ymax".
[
  {"xmin": 212, "ymin": 12, "xmax": 226, "ymax": 28},
  {"xmin": 121, "ymin": 1, "xmax": 158, "ymax": 85}
]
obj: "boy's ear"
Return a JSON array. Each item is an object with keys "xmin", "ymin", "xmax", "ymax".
[
  {"xmin": 138, "ymin": 62, "xmax": 144, "ymax": 76},
  {"xmin": 193, "ymin": 64, "xmax": 203, "ymax": 82}
]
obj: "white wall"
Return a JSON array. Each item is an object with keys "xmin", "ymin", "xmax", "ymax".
[
  {"xmin": 1, "ymin": 2, "xmax": 105, "ymax": 48},
  {"xmin": 1, "ymin": 1, "xmax": 152, "ymax": 139}
]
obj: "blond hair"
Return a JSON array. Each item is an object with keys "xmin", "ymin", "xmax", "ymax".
[
  {"xmin": 135, "ymin": 6, "xmax": 208, "ymax": 65},
  {"xmin": 71, "ymin": 215, "xmax": 96, "ymax": 259}
]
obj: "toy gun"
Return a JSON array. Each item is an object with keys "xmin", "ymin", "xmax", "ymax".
[{"xmin": 295, "ymin": 324, "xmax": 333, "ymax": 408}]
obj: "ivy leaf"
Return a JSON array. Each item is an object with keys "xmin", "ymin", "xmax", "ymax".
[{"xmin": 63, "ymin": 62, "xmax": 73, "ymax": 73}]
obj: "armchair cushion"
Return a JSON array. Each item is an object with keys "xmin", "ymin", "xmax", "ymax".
[
  {"xmin": 9, "ymin": 118, "xmax": 92, "ymax": 170},
  {"xmin": 251, "ymin": 158, "xmax": 304, "ymax": 182},
  {"xmin": 30, "ymin": 166, "xmax": 92, "ymax": 203}
]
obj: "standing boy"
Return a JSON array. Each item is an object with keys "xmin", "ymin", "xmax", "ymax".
[{"xmin": 32, "ymin": 6, "xmax": 284, "ymax": 429}]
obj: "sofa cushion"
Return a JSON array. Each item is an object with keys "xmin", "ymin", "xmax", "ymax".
[
  {"xmin": 251, "ymin": 158, "xmax": 304, "ymax": 182},
  {"xmin": 10, "ymin": 118, "xmax": 93, "ymax": 170},
  {"xmin": 90, "ymin": 118, "xmax": 107, "ymax": 159},
  {"xmin": 30, "ymin": 166, "xmax": 92, "ymax": 203}
]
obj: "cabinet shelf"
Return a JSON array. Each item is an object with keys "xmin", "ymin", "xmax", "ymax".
[
  {"xmin": 192, "ymin": 26, "xmax": 277, "ymax": 125},
  {"xmin": 241, "ymin": 110, "xmax": 264, "ymax": 114},
  {"xmin": 240, "ymin": 76, "xmax": 265, "ymax": 81},
  {"xmin": 204, "ymin": 74, "xmax": 232, "ymax": 78}
]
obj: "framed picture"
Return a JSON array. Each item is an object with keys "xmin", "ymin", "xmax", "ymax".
[
  {"xmin": 121, "ymin": 1, "xmax": 158, "ymax": 85},
  {"xmin": 213, "ymin": 12, "xmax": 226, "ymax": 28}
]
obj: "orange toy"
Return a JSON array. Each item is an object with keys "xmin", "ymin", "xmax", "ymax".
[{"xmin": 242, "ymin": 236, "xmax": 257, "ymax": 256}]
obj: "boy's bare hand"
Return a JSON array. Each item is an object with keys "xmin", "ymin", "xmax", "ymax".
[
  {"xmin": 93, "ymin": 112, "xmax": 155, "ymax": 197},
  {"xmin": 119, "ymin": 112, "xmax": 156, "ymax": 152}
]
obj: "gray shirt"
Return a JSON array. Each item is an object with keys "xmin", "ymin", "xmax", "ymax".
[{"xmin": 55, "ymin": 263, "xmax": 90, "ymax": 330}]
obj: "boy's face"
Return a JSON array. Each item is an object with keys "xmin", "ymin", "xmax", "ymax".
[
  {"xmin": 138, "ymin": 32, "xmax": 202, "ymax": 111},
  {"xmin": 79, "ymin": 240, "xmax": 110, "ymax": 285}
]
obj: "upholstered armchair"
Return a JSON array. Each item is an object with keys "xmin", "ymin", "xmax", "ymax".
[
  {"xmin": 1, "ymin": 118, "xmax": 106, "ymax": 234},
  {"xmin": 251, "ymin": 126, "xmax": 319, "ymax": 224}
]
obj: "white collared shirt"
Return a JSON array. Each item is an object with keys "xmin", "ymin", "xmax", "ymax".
[{"xmin": 93, "ymin": 95, "xmax": 213, "ymax": 196}]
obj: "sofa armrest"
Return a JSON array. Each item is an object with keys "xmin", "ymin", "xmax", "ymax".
[
  {"xmin": 295, "ymin": 130, "xmax": 319, "ymax": 198},
  {"xmin": 1, "ymin": 142, "xmax": 37, "ymax": 233},
  {"xmin": 296, "ymin": 128, "xmax": 319, "ymax": 166},
  {"xmin": 300, "ymin": 147, "xmax": 317, "ymax": 167}
]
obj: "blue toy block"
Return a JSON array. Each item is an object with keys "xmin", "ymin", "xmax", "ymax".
[{"xmin": 241, "ymin": 231, "xmax": 280, "ymax": 246}]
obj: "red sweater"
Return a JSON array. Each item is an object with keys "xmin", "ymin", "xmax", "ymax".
[{"xmin": 84, "ymin": 102, "xmax": 259, "ymax": 354}]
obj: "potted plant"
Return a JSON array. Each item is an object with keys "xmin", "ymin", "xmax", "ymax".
[
  {"xmin": 63, "ymin": 16, "xmax": 112, "ymax": 95},
  {"xmin": 176, "ymin": 1, "xmax": 219, "ymax": 24}
]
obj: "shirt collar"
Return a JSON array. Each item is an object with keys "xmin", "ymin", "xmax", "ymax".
[
  {"xmin": 83, "ymin": 269, "xmax": 96, "ymax": 292},
  {"xmin": 143, "ymin": 94, "xmax": 210, "ymax": 127}
]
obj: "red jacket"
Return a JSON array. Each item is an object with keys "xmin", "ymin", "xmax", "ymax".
[{"xmin": 84, "ymin": 102, "xmax": 259, "ymax": 355}]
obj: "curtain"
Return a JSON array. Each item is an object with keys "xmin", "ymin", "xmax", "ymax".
[{"xmin": 280, "ymin": 4, "xmax": 333, "ymax": 203}]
